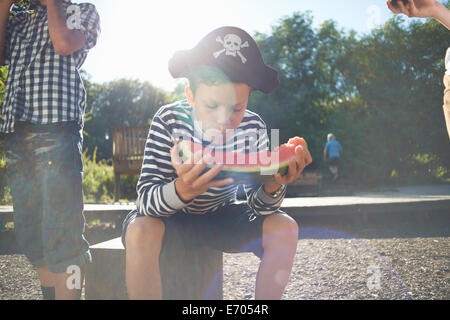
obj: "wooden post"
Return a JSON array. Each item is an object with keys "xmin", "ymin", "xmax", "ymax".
[{"xmin": 114, "ymin": 172, "xmax": 120, "ymax": 202}]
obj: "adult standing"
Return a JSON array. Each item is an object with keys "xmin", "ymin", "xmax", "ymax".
[
  {"xmin": 0, "ymin": 0, "xmax": 100, "ymax": 299},
  {"xmin": 324, "ymin": 133, "xmax": 343, "ymax": 181},
  {"xmin": 387, "ymin": 0, "xmax": 450, "ymax": 138}
]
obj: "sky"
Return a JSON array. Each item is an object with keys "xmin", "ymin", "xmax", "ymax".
[{"xmin": 81, "ymin": 0, "xmax": 422, "ymax": 92}]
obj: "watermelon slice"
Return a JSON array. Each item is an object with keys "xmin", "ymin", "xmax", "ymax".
[
  {"xmin": 288, "ymin": 136, "xmax": 308, "ymax": 149},
  {"xmin": 177, "ymin": 138, "xmax": 306, "ymax": 184}
]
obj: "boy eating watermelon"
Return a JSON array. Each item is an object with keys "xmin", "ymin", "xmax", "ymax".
[{"xmin": 122, "ymin": 26, "xmax": 312, "ymax": 299}]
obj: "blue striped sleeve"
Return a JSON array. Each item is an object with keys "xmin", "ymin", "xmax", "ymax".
[{"xmin": 136, "ymin": 114, "xmax": 188, "ymax": 217}]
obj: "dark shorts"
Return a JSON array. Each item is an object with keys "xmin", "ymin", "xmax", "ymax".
[
  {"xmin": 122, "ymin": 202, "xmax": 278, "ymax": 259},
  {"xmin": 328, "ymin": 157, "xmax": 339, "ymax": 167},
  {"xmin": 4, "ymin": 121, "xmax": 91, "ymax": 273}
]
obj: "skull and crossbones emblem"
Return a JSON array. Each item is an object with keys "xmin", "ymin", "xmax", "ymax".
[{"xmin": 213, "ymin": 34, "xmax": 249, "ymax": 64}]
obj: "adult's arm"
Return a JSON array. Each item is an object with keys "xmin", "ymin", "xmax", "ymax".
[
  {"xmin": 432, "ymin": 1, "xmax": 450, "ymax": 30},
  {"xmin": 387, "ymin": 0, "xmax": 450, "ymax": 30},
  {"xmin": 46, "ymin": 0, "xmax": 86, "ymax": 56},
  {"xmin": 0, "ymin": 0, "xmax": 15, "ymax": 65}
]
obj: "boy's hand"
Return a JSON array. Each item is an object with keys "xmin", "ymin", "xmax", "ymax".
[
  {"xmin": 387, "ymin": 0, "xmax": 440, "ymax": 18},
  {"xmin": 170, "ymin": 141, "xmax": 234, "ymax": 202},
  {"xmin": 264, "ymin": 144, "xmax": 313, "ymax": 194}
]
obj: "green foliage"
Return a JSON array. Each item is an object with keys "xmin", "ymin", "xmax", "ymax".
[
  {"xmin": 82, "ymin": 147, "xmax": 139, "ymax": 203},
  {"xmin": 0, "ymin": 185, "xmax": 12, "ymax": 205},
  {"xmin": 251, "ymin": 7, "xmax": 450, "ymax": 186},
  {"xmin": 82, "ymin": 75, "xmax": 171, "ymax": 160},
  {"xmin": 332, "ymin": 12, "xmax": 450, "ymax": 185},
  {"xmin": 250, "ymin": 13, "xmax": 349, "ymax": 171},
  {"xmin": 82, "ymin": 147, "xmax": 115, "ymax": 203},
  {"xmin": 0, "ymin": 68, "xmax": 7, "ymax": 204},
  {"xmin": 171, "ymin": 80, "xmax": 188, "ymax": 101},
  {"xmin": 119, "ymin": 174, "xmax": 139, "ymax": 201}
]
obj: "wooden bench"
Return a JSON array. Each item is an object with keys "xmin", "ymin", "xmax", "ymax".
[
  {"xmin": 85, "ymin": 225, "xmax": 223, "ymax": 299},
  {"xmin": 111, "ymin": 126, "xmax": 149, "ymax": 201}
]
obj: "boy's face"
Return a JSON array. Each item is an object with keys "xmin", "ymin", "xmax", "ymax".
[{"xmin": 186, "ymin": 82, "xmax": 251, "ymax": 143}]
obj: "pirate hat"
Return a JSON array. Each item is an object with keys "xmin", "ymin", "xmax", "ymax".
[{"xmin": 168, "ymin": 26, "xmax": 279, "ymax": 94}]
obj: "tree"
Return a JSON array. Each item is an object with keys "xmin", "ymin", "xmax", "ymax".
[
  {"xmin": 250, "ymin": 12, "xmax": 349, "ymax": 171},
  {"xmin": 82, "ymin": 75, "xmax": 171, "ymax": 160},
  {"xmin": 334, "ymin": 10, "xmax": 450, "ymax": 184},
  {"xmin": 251, "ymin": 6, "xmax": 449, "ymax": 185}
]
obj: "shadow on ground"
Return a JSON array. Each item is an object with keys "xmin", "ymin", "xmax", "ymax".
[{"xmin": 294, "ymin": 209, "xmax": 449, "ymax": 240}]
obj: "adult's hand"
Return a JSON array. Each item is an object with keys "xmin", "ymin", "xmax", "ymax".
[
  {"xmin": 387, "ymin": 0, "xmax": 450, "ymax": 30},
  {"xmin": 387, "ymin": 0, "xmax": 438, "ymax": 18}
]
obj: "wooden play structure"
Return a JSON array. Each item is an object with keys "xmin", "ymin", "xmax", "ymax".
[{"xmin": 111, "ymin": 125, "xmax": 149, "ymax": 201}]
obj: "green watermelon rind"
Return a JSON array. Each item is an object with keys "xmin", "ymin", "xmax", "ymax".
[
  {"xmin": 177, "ymin": 141, "xmax": 292, "ymax": 184},
  {"xmin": 210, "ymin": 163, "xmax": 290, "ymax": 184}
]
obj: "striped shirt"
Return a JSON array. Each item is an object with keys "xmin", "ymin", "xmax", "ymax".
[
  {"xmin": 0, "ymin": 0, "xmax": 100, "ymax": 133},
  {"xmin": 136, "ymin": 100, "xmax": 286, "ymax": 217}
]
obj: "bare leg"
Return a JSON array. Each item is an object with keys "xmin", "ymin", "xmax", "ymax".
[
  {"xmin": 38, "ymin": 266, "xmax": 55, "ymax": 287},
  {"xmin": 38, "ymin": 266, "xmax": 84, "ymax": 300},
  {"xmin": 54, "ymin": 269, "xmax": 84, "ymax": 300},
  {"xmin": 125, "ymin": 216, "xmax": 165, "ymax": 299},
  {"xmin": 255, "ymin": 213, "xmax": 299, "ymax": 300},
  {"xmin": 329, "ymin": 166, "xmax": 338, "ymax": 181}
]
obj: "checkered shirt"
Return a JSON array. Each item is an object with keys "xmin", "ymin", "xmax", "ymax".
[{"xmin": 0, "ymin": 0, "xmax": 100, "ymax": 133}]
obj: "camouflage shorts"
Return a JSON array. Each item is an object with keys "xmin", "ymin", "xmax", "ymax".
[{"xmin": 4, "ymin": 121, "xmax": 91, "ymax": 273}]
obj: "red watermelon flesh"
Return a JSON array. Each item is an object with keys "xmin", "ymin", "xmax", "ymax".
[{"xmin": 177, "ymin": 140, "xmax": 298, "ymax": 183}]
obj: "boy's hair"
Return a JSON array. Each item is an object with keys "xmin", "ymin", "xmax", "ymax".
[
  {"xmin": 327, "ymin": 133, "xmax": 336, "ymax": 142},
  {"xmin": 186, "ymin": 67, "xmax": 230, "ymax": 94}
]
